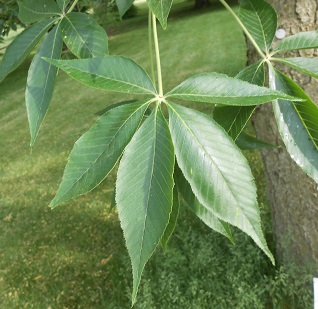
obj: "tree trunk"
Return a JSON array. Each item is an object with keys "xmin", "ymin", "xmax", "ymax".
[{"xmin": 252, "ymin": 0, "xmax": 318, "ymax": 271}]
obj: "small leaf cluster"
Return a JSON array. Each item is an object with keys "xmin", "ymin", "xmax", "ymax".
[
  {"xmin": 0, "ymin": 0, "xmax": 109, "ymax": 145},
  {"xmin": 0, "ymin": 1, "xmax": 23, "ymax": 42},
  {"xmin": 1, "ymin": 0, "xmax": 318, "ymax": 305},
  {"xmin": 215, "ymin": 0, "xmax": 318, "ymax": 183}
]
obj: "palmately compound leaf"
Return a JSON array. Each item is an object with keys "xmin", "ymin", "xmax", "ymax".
[
  {"xmin": 167, "ymin": 102, "xmax": 274, "ymax": 264},
  {"xmin": 17, "ymin": 0, "xmax": 61, "ymax": 23},
  {"xmin": 174, "ymin": 165, "xmax": 233, "ymax": 243},
  {"xmin": 147, "ymin": 0, "xmax": 173, "ymax": 29},
  {"xmin": 0, "ymin": 18, "xmax": 57, "ymax": 83},
  {"xmin": 161, "ymin": 185, "xmax": 180, "ymax": 252},
  {"xmin": 26, "ymin": 23, "xmax": 63, "ymax": 146},
  {"xmin": 44, "ymin": 56, "xmax": 157, "ymax": 95},
  {"xmin": 274, "ymin": 57, "xmax": 318, "ymax": 79},
  {"xmin": 269, "ymin": 68, "xmax": 318, "ymax": 183},
  {"xmin": 116, "ymin": 106, "xmax": 175, "ymax": 304},
  {"xmin": 213, "ymin": 61, "xmax": 265, "ymax": 140},
  {"xmin": 116, "ymin": 0, "xmax": 135, "ymax": 18},
  {"xmin": 60, "ymin": 12, "xmax": 108, "ymax": 58},
  {"xmin": 166, "ymin": 73, "xmax": 299, "ymax": 105},
  {"xmin": 238, "ymin": 0, "xmax": 277, "ymax": 53},
  {"xmin": 273, "ymin": 31, "xmax": 318, "ymax": 53},
  {"xmin": 50, "ymin": 100, "xmax": 150, "ymax": 208},
  {"xmin": 56, "ymin": 0, "xmax": 70, "ymax": 12}
]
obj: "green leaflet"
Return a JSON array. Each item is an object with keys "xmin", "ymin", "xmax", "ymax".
[
  {"xmin": 166, "ymin": 73, "xmax": 299, "ymax": 105},
  {"xmin": 236, "ymin": 132, "xmax": 278, "ymax": 150},
  {"xmin": 116, "ymin": 0, "xmax": 135, "ymax": 18},
  {"xmin": 167, "ymin": 102, "xmax": 274, "ymax": 264},
  {"xmin": 57, "ymin": 0, "xmax": 70, "ymax": 12},
  {"xmin": 174, "ymin": 165, "xmax": 233, "ymax": 243},
  {"xmin": 44, "ymin": 56, "xmax": 157, "ymax": 95},
  {"xmin": 235, "ymin": 60, "xmax": 265, "ymax": 86},
  {"xmin": 273, "ymin": 31, "xmax": 318, "ymax": 53},
  {"xmin": 116, "ymin": 106, "xmax": 175, "ymax": 305},
  {"xmin": 269, "ymin": 68, "xmax": 318, "ymax": 183},
  {"xmin": 274, "ymin": 70, "xmax": 318, "ymax": 150},
  {"xmin": 161, "ymin": 184, "xmax": 180, "ymax": 252},
  {"xmin": 274, "ymin": 57, "xmax": 318, "ymax": 79},
  {"xmin": 0, "ymin": 18, "xmax": 57, "ymax": 83},
  {"xmin": 238, "ymin": 0, "xmax": 277, "ymax": 53},
  {"xmin": 50, "ymin": 100, "xmax": 150, "ymax": 208},
  {"xmin": 60, "ymin": 12, "xmax": 109, "ymax": 58},
  {"xmin": 18, "ymin": 0, "xmax": 61, "ymax": 23},
  {"xmin": 213, "ymin": 62, "xmax": 264, "ymax": 141},
  {"xmin": 26, "ymin": 23, "xmax": 63, "ymax": 146},
  {"xmin": 213, "ymin": 105, "xmax": 255, "ymax": 141},
  {"xmin": 147, "ymin": 0, "xmax": 173, "ymax": 29}
]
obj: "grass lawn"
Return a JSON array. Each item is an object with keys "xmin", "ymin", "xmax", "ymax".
[{"xmin": 0, "ymin": 1, "xmax": 313, "ymax": 308}]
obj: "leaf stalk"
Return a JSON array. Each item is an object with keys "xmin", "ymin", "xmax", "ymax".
[
  {"xmin": 152, "ymin": 13, "xmax": 164, "ymax": 97},
  {"xmin": 218, "ymin": 0, "xmax": 267, "ymax": 59},
  {"xmin": 148, "ymin": 10, "xmax": 156, "ymax": 86},
  {"xmin": 68, "ymin": 0, "xmax": 79, "ymax": 13}
]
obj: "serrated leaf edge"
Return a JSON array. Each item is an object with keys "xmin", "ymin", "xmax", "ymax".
[{"xmin": 50, "ymin": 100, "xmax": 151, "ymax": 208}]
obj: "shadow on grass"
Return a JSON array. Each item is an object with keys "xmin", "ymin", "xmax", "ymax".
[{"xmin": 107, "ymin": 0, "xmax": 238, "ymax": 37}]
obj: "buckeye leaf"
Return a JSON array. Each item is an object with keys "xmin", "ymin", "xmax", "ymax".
[
  {"xmin": 166, "ymin": 73, "xmax": 299, "ymax": 105},
  {"xmin": 213, "ymin": 61, "xmax": 264, "ymax": 140},
  {"xmin": 161, "ymin": 185, "xmax": 180, "ymax": 252},
  {"xmin": 238, "ymin": 0, "xmax": 277, "ymax": 52},
  {"xmin": 274, "ymin": 57, "xmax": 318, "ymax": 79},
  {"xmin": 44, "ymin": 56, "xmax": 157, "ymax": 95},
  {"xmin": 26, "ymin": 23, "xmax": 63, "ymax": 146},
  {"xmin": 147, "ymin": 0, "xmax": 173, "ymax": 29},
  {"xmin": 60, "ymin": 12, "xmax": 108, "ymax": 58},
  {"xmin": 269, "ymin": 68, "xmax": 318, "ymax": 183},
  {"xmin": 273, "ymin": 31, "xmax": 318, "ymax": 53},
  {"xmin": 17, "ymin": 0, "xmax": 61, "ymax": 23},
  {"xmin": 0, "ymin": 18, "xmax": 57, "ymax": 83},
  {"xmin": 116, "ymin": 106, "xmax": 175, "ymax": 304},
  {"xmin": 50, "ymin": 100, "xmax": 150, "ymax": 208},
  {"xmin": 175, "ymin": 165, "xmax": 233, "ymax": 243},
  {"xmin": 116, "ymin": 0, "xmax": 135, "ymax": 18},
  {"xmin": 57, "ymin": 0, "xmax": 70, "ymax": 12},
  {"xmin": 167, "ymin": 102, "xmax": 274, "ymax": 264}
]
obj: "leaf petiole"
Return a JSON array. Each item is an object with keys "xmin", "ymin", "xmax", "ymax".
[
  {"xmin": 148, "ymin": 9, "xmax": 156, "ymax": 86},
  {"xmin": 218, "ymin": 0, "xmax": 266, "ymax": 59},
  {"xmin": 152, "ymin": 13, "xmax": 164, "ymax": 97},
  {"xmin": 67, "ymin": 0, "xmax": 79, "ymax": 13}
]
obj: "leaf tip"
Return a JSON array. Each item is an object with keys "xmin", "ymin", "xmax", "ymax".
[
  {"xmin": 229, "ymin": 236, "xmax": 235, "ymax": 245},
  {"xmin": 49, "ymin": 198, "xmax": 59, "ymax": 210},
  {"xmin": 161, "ymin": 21, "xmax": 168, "ymax": 30},
  {"xmin": 131, "ymin": 291, "xmax": 138, "ymax": 308},
  {"xmin": 161, "ymin": 242, "xmax": 168, "ymax": 253},
  {"xmin": 29, "ymin": 136, "xmax": 36, "ymax": 148}
]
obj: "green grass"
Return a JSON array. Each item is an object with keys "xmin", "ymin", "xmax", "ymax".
[{"xmin": 0, "ymin": 1, "xmax": 313, "ymax": 308}]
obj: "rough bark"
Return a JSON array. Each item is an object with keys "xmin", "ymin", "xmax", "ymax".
[{"xmin": 252, "ymin": 0, "xmax": 318, "ymax": 271}]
